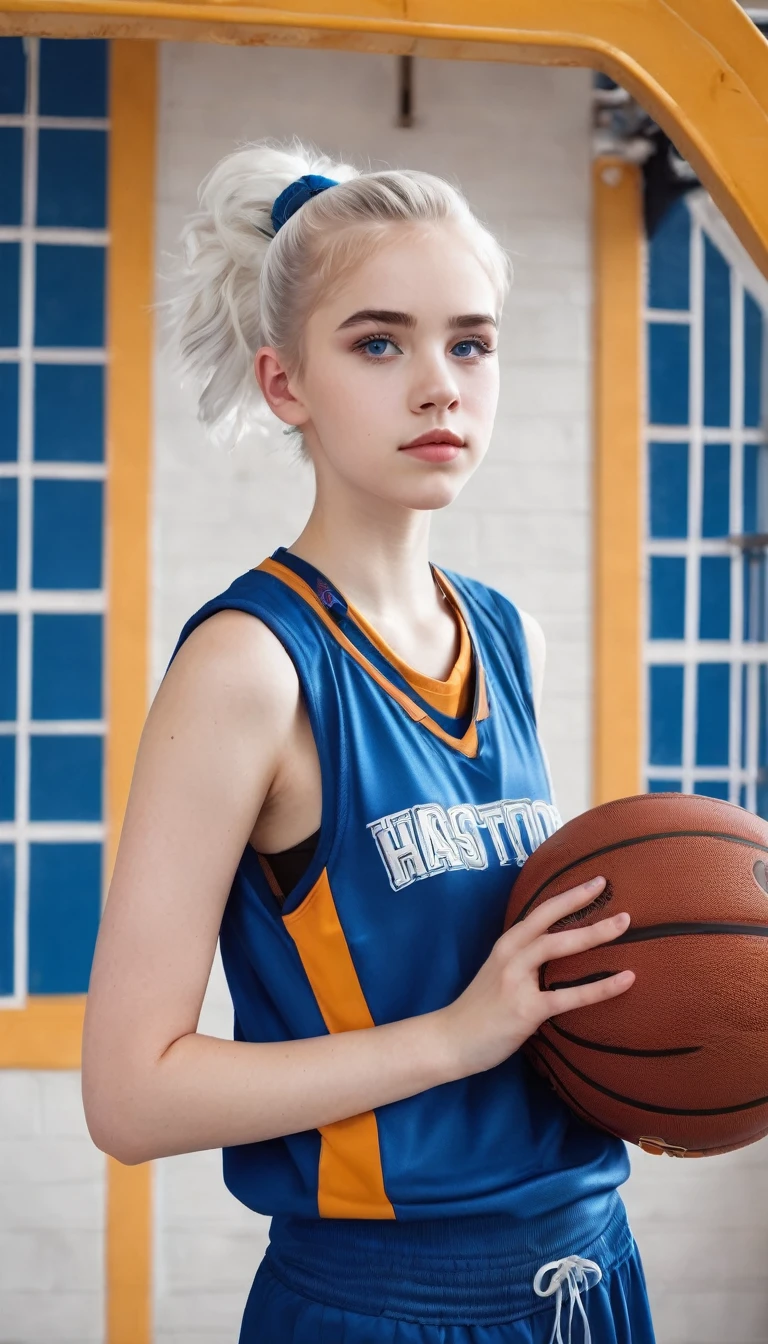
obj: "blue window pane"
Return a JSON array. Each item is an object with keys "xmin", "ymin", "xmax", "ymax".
[
  {"xmin": 28, "ymin": 842, "xmax": 101, "ymax": 994},
  {"xmin": 0, "ymin": 243, "xmax": 21, "ymax": 347},
  {"xmin": 32, "ymin": 614, "xmax": 102, "ymax": 720},
  {"xmin": 0, "ymin": 38, "xmax": 26, "ymax": 114},
  {"xmin": 38, "ymin": 39, "xmax": 107, "ymax": 118},
  {"xmin": 647, "ymin": 778, "xmax": 682, "ymax": 793},
  {"xmin": 758, "ymin": 786, "xmax": 768, "ymax": 823},
  {"xmin": 650, "ymin": 556, "xmax": 686, "ymax": 639},
  {"xmin": 0, "ymin": 844, "xmax": 14, "ymax": 996},
  {"xmin": 693, "ymin": 780, "xmax": 730, "ymax": 800},
  {"xmin": 0, "ymin": 364, "xmax": 19, "ymax": 461},
  {"xmin": 701, "ymin": 443, "xmax": 730, "ymax": 538},
  {"xmin": 32, "ymin": 480, "xmax": 103, "ymax": 590},
  {"xmin": 0, "ymin": 736, "xmax": 14, "ymax": 821},
  {"xmin": 34, "ymin": 246, "xmax": 105, "ymax": 349},
  {"xmin": 649, "ymin": 664, "xmax": 684, "ymax": 766},
  {"xmin": 649, "ymin": 441, "xmax": 689, "ymax": 538},
  {"xmin": 34, "ymin": 364, "xmax": 104, "ymax": 463},
  {"xmin": 37, "ymin": 130, "xmax": 107, "ymax": 230},
  {"xmin": 0, "ymin": 615, "xmax": 17, "ymax": 721},
  {"xmin": 648, "ymin": 199, "xmax": 691, "ymax": 311},
  {"xmin": 743, "ymin": 444, "xmax": 758, "ymax": 535},
  {"xmin": 703, "ymin": 236, "xmax": 731, "ymax": 428},
  {"xmin": 30, "ymin": 735, "xmax": 102, "ymax": 822},
  {"xmin": 0, "ymin": 479, "xmax": 18, "ymax": 590},
  {"xmin": 0, "ymin": 128, "xmax": 23, "ymax": 225},
  {"xmin": 699, "ymin": 556, "xmax": 731, "ymax": 640},
  {"xmin": 696, "ymin": 663, "xmax": 730, "ymax": 766},
  {"xmin": 740, "ymin": 784, "xmax": 748, "ymax": 810},
  {"xmin": 649, "ymin": 323, "xmax": 690, "ymax": 425},
  {"xmin": 744, "ymin": 292, "xmax": 763, "ymax": 430}
]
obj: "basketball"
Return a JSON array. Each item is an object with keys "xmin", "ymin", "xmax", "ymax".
[{"xmin": 504, "ymin": 792, "xmax": 768, "ymax": 1158}]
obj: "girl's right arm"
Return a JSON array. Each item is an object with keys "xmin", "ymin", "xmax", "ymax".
[{"xmin": 81, "ymin": 611, "xmax": 633, "ymax": 1167}]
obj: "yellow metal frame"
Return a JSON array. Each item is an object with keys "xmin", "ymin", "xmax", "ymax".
[
  {"xmin": 592, "ymin": 158, "xmax": 643, "ymax": 805},
  {"xmin": 104, "ymin": 41, "xmax": 156, "ymax": 1344},
  {"xmin": 1, "ymin": 0, "xmax": 767, "ymax": 276}
]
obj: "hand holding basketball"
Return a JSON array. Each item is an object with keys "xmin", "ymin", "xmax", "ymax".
[{"xmin": 440, "ymin": 877, "xmax": 635, "ymax": 1078}]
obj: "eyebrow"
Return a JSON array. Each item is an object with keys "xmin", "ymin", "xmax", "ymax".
[{"xmin": 335, "ymin": 309, "xmax": 498, "ymax": 332}]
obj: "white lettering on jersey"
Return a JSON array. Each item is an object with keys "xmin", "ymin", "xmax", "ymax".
[
  {"xmin": 532, "ymin": 799, "xmax": 561, "ymax": 841},
  {"xmin": 367, "ymin": 797, "xmax": 562, "ymax": 892},
  {"xmin": 475, "ymin": 801, "xmax": 513, "ymax": 865},
  {"xmin": 447, "ymin": 803, "xmax": 488, "ymax": 871},
  {"xmin": 502, "ymin": 800, "xmax": 542, "ymax": 864},
  {"xmin": 413, "ymin": 803, "xmax": 465, "ymax": 874},
  {"xmin": 367, "ymin": 810, "xmax": 428, "ymax": 890}
]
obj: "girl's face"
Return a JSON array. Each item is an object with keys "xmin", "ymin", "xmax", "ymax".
[{"xmin": 264, "ymin": 223, "xmax": 501, "ymax": 513}]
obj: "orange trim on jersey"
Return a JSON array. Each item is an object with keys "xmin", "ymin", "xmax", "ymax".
[
  {"xmin": 434, "ymin": 568, "xmax": 489, "ymax": 722},
  {"xmin": 283, "ymin": 869, "xmax": 395, "ymax": 1219},
  {"xmin": 256, "ymin": 557, "xmax": 488, "ymax": 755},
  {"xmin": 256, "ymin": 851, "xmax": 283, "ymax": 901},
  {"xmin": 346, "ymin": 574, "xmax": 473, "ymax": 719}
]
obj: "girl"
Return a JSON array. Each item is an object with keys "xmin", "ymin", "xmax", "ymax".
[{"xmin": 82, "ymin": 139, "xmax": 656, "ymax": 1344}]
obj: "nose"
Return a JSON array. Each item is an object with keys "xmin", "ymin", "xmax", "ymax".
[{"xmin": 411, "ymin": 349, "xmax": 461, "ymax": 413}]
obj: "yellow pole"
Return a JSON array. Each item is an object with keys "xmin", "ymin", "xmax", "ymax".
[
  {"xmin": 105, "ymin": 39, "xmax": 157, "ymax": 1344},
  {"xmin": 592, "ymin": 157, "xmax": 643, "ymax": 805}
]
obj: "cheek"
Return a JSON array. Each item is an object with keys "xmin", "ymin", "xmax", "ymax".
[
  {"xmin": 466, "ymin": 362, "xmax": 499, "ymax": 414},
  {"xmin": 315, "ymin": 357, "xmax": 386, "ymax": 421}
]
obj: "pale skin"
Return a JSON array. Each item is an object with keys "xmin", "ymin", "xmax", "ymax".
[{"xmin": 81, "ymin": 221, "xmax": 634, "ymax": 1166}]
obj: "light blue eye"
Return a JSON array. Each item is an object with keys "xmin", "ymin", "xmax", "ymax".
[{"xmin": 364, "ymin": 338, "xmax": 393, "ymax": 357}]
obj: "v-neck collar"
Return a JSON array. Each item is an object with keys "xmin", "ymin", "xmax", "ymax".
[{"xmin": 255, "ymin": 548, "xmax": 490, "ymax": 758}]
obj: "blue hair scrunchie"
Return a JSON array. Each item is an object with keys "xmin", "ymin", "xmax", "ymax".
[{"xmin": 271, "ymin": 173, "xmax": 339, "ymax": 234}]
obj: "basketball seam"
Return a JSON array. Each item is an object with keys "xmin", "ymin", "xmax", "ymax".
[
  {"xmin": 544, "ymin": 1019, "xmax": 702, "ymax": 1059},
  {"xmin": 513, "ymin": 830, "xmax": 768, "ymax": 924},
  {"xmin": 536, "ymin": 1033, "xmax": 768, "ymax": 1117}
]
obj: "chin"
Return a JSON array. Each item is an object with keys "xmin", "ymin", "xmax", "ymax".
[{"xmin": 389, "ymin": 477, "xmax": 469, "ymax": 512}]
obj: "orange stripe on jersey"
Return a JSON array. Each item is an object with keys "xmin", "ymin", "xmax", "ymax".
[
  {"xmin": 316, "ymin": 1113, "xmax": 394, "ymax": 1220},
  {"xmin": 283, "ymin": 868, "xmax": 395, "ymax": 1219},
  {"xmin": 256, "ymin": 557, "xmax": 488, "ymax": 755}
]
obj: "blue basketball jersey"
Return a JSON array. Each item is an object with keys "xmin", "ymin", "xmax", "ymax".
[{"xmin": 168, "ymin": 546, "xmax": 630, "ymax": 1222}]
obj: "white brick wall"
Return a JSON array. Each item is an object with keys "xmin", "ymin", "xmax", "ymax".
[
  {"xmin": 623, "ymin": 1138, "xmax": 768, "ymax": 1343},
  {"xmin": 0, "ymin": 1071, "xmax": 105, "ymax": 1344}
]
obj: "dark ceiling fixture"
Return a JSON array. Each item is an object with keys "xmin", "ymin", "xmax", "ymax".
[{"xmin": 593, "ymin": 73, "xmax": 700, "ymax": 238}]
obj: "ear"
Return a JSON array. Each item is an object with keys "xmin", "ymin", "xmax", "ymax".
[{"xmin": 253, "ymin": 347, "xmax": 309, "ymax": 430}]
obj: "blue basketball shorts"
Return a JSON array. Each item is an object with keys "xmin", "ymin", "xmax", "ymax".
[{"xmin": 238, "ymin": 1191, "xmax": 656, "ymax": 1343}]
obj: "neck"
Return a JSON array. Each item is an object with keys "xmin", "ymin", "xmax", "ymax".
[{"xmin": 287, "ymin": 491, "xmax": 443, "ymax": 628}]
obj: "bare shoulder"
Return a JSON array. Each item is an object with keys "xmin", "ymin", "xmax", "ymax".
[
  {"xmin": 155, "ymin": 606, "xmax": 301, "ymax": 729},
  {"xmin": 515, "ymin": 607, "xmax": 546, "ymax": 720}
]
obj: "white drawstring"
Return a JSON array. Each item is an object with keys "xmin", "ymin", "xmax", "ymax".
[{"xmin": 533, "ymin": 1255, "xmax": 602, "ymax": 1344}]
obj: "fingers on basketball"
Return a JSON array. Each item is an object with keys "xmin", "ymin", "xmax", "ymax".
[
  {"xmin": 530, "ymin": 910, "xmax": 630, "ymax": 968},
  {"xmin": 514, "ymin": 877, "xmax": 609, "ymax": 945},
  {"xmin": 544, "ymin": 968, "xmax": 635, "ymax": 1019}
]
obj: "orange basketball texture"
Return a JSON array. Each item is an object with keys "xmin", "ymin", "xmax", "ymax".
[{"xmin": 503, "ymin": 793, "xmax": 768, "ymax": 1157}]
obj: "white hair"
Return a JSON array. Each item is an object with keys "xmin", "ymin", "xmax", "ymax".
[{"xmin": 161, "ymin": 134, "xmax": 514, "ymax": 455}]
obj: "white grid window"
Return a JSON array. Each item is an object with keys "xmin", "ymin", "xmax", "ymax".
[
  {"xmin": 0, "ymin": 36, "xmax": 110, "ymax": 1004},
  {"xmin": 642, "ymin": 194, "xmax": 768, "ymax": 814}
]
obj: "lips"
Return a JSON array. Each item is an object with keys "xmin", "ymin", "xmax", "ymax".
[{"xmin": 399, "ymin": 430, "xmax": 465, "ymax": 449}]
